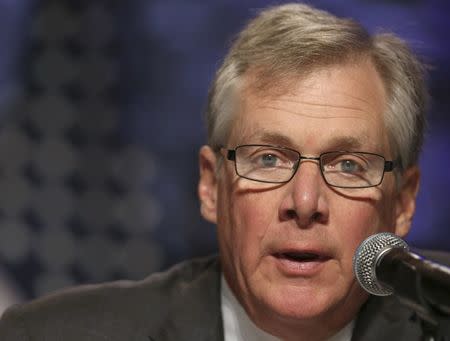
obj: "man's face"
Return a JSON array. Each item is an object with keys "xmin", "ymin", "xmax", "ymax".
[{"xmin": 198, "ymin": 60, "xmax": 419, "ymax": 336}]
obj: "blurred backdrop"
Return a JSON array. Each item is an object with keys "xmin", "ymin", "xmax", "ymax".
[{"xmin": 0, "ymin": 0, "xmax": 449, "ymax": 306}]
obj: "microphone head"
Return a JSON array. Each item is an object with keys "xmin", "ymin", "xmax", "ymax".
[{"xmin": 353, "ymin": 232, "xmax": 409, "ymax": 296}]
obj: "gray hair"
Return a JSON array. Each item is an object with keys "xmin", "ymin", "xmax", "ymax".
[{"xmin": 205, "ymin": 3, "xmax": 428, "ymax": 170}]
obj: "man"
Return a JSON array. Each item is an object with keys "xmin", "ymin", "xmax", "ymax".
[{"xmin": 0, "ymin": 3, "xmax": 448, "ymax": 341}]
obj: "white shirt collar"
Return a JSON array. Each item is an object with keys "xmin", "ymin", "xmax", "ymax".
[{"xmin": 220, "ymin": 276, "xmax": 355, "ymax": 341}]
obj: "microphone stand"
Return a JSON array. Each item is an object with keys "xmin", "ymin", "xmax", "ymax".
[
  {"xmin": 414, "ymin": 271, "xmax": 450, "ymax": 341},
  {"xmin": 376, "ymin": 248, "xmax": 450, "ymax": 340},
  {"xmin": 411, "ymin": 281, "xmax": 450, "ymax": 341}
]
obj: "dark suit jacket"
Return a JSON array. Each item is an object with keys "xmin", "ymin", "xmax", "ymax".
[{"xmin": 0, "ymin": 252, "xmax": 448, "ymax": 341}]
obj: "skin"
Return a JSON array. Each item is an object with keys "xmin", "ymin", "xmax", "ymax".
[{"xmin": 198, "ymin": 59, "xmax": 420, "ymax": 341}]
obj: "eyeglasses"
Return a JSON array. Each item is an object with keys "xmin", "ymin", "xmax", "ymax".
[{"xmin": 224, "ymin": 144, "xmax": 398, "ymax": 189}]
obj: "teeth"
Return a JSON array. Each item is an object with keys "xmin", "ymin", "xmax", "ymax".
[{"xmin": 282, "ymin": 252, "xmax": 319, "ymax": 261}]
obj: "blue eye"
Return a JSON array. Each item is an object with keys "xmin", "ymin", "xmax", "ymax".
[
  {"xmin": 340, "ymin": 160, "xmax": 359, "ymax": 173},
  {"xmin": 260, "ymin": 154, "xmax": 278, "ymax": 167}
]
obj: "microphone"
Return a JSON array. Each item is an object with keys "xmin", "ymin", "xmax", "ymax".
[{"xmin": 353, "ymin": 232, "xmax": 450, "ymax": 317}]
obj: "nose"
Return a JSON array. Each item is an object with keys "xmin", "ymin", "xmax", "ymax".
[{"xmin": 278, "ymin": 159, "xmax": 329, "ymax": 227}]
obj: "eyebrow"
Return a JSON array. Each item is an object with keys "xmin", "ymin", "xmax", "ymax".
[
  {"xmin": 242, "ymin": 131, "xmax": 364, "ymax": 151},
  {"xmin": 244, "ymin": 131, "xmax": 296, "ymax": 147},
  {"xmin": 325, "ymin": 136, "xmax": 364, "ymax": 150}
]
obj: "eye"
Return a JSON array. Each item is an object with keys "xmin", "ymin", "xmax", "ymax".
[
  {"xmin": 248, "ymin": 148, "xmax": 292, "ymax": 168},
  {"xmin": 339, "ymin": 159, "xmax": 361, "ymax": 173},
  {"xmin": 260, "ymin": 153, "xmax": 279, "ymax": 167},
  {"xmin": 323, "ymin": 153, "xmax": 368, "ymax": 175}
]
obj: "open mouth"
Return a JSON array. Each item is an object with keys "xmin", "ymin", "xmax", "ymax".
[{"xmin": 275, "ymin": 252, "xmax": 328, "ymax": 262}]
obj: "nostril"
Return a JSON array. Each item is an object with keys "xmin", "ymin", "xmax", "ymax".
[
  {"xmin": 311, "ymin": 212, "xmax": 322, "ymax": 222},
  {"xmin": 281, "ymin": 210, "xmax": 322, "ymax": 223},
  {"xmin": 286, "ymin": 209, "xmax": 298, "ymax": 220}
]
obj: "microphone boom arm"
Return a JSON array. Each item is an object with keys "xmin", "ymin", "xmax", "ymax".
[{"xmin": 376, "ymin": 248, "xmax": 450, "ymax": 319}]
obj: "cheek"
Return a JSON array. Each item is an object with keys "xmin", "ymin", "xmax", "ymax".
[
  {"xmin": 333, "ymin": 186, "xmax": 397, "ymax": 231},
  {"xmin": 342, "ymin": 202, "xmax": 380, "ymax": 231},
  {"xmin": 331, "ymin": 192, "xmax": 397, "ymax": 260},
  {"xmin": 231, "ymin": 192, "xmax": 278, "ymax": 255},
  {"xmin": 217, "ymin": 183, "xmax": 281, "ymax": 269},
  {"xmin": 330, "ymin": 201, "xmax": 382, "ymax": 285}
]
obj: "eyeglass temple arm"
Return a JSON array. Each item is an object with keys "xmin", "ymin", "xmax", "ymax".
[
  {"xmin": 227, "ymin": 150, "xmax": 236, "ymax": 161},
  {"xmin": 384, "ymin": 160, "xmax": 398, "ymax": 172}
]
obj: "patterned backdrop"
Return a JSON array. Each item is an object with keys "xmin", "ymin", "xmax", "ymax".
[{"xmin": 0, "ymin": 0, "xmax": 449, "ymax": 301}]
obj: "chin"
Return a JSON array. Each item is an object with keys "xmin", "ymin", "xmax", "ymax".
[
  {"xmin": 253, "ymin": 281, "xmax": 362, "ymax": 326},
  {"xmin": 272, "ymin": 288, "xmax": 332, "ymax": 319}
]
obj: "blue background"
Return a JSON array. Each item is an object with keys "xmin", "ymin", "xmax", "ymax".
[{"xmin": 0, "ymin": 0, "xmax": 448, "ymax": 300}]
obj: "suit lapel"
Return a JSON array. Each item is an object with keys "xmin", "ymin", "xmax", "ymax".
[
  {"xmin": 352, "ymin": 295, "xmax": 422, "ymax": 341},
  {"xmin": 149, "ymin": 258, "xmax": 224, "ymax": 341}
]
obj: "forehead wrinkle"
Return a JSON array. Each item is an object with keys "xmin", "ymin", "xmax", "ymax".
[
  {"xmin": 267, "ymin": 95, "xmax": 371, "ymax": 112},
  {"xmin": 291, "ymin": 63, "xmax": 386, "ymax": 111},
  {"xmin": 257, "ymin": 103, "xmax": 367, "ymax": 120},
  {"xmin": 257, "ymin": 82, "xmax": 383, "ymax": 118},
  {"xmin": 334, "ymin": 90, "xmax": 378, "ymax": 108}
]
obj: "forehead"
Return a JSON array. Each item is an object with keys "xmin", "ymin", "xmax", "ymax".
[{"xmin": 228, "ymin": 60, "xmax": 390, "ymax": 155}]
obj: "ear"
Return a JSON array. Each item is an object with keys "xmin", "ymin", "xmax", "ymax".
[
  {"xmin": 198, "ymin": 145, "xmax": 219, "ymax": 223},
  {"xmin": 394, "ymin": 166, "xmax": 420, "ymax": 237}
]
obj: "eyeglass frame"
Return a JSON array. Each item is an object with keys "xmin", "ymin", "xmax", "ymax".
[{"xmin": 223, "ymin": 144, "xmax": 398, "ymax": 189}]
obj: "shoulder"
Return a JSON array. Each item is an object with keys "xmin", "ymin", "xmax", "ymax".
[
  {"xmin": 5, "ymin": 254, "xmax": 220, "ymax": 315},
  {"xmin": 0, "ymin": 255, "xmax": 221, "ymax": 341}
]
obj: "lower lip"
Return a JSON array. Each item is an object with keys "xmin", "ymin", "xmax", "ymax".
[{"xmin": 272, "ymin": 255, "xmax": 329, "ymax": 277}]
